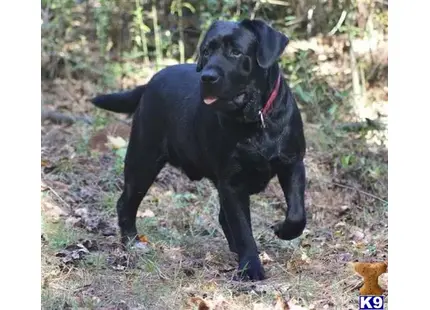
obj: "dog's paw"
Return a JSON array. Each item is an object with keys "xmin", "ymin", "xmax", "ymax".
[
  {"xmin": 272, "ymin": 218, "xmax": 306, "ymax": 240},
  {"xmin": 120, "ymin": 233, "xmax": 140, "ymax": 247},
  {"xmin": 234, "ymin": 255, "xmax": 265, "ymax": 281}
]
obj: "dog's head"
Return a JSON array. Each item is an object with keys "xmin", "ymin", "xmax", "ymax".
[{"xmin": 196, "ymin": 19, "xmax": 289, "ymax": 111}]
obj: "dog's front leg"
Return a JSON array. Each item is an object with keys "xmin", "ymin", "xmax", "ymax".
[
  {"xmin": 273, "ymin": 160, "xmax": 307, "ymax": 240},
  {"xmin": 218, "ymin": 181, "xmax": 265, "ymax": 281}
]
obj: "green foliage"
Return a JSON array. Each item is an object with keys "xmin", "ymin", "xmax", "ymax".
[
  {"xmin": 132, "ymin": 0, "xmax": 150, "ymax": 63},
  {"xmin": 102, "ymin": 192, "xmax": 119, "ymax": 216},
  {"xmin": 42, "ymin": 0, "xmax": 388, "ymax": 89},
  {"xmin": 113, "ymin": 147, "xmax": 127, "ymax": 175},
  {"xmin": 282, "ymin": 50, "xmax": 352, "ymax": 125},
  {"xmin": 41, "ymin": 0, "xmax": 388, "ymax": 202},
  {"xmin": 42, "ymin": 219, "xmax": 82, "ymax": 251},
  {"xmin": 94, "ymin": 0, "xmax": 112, "ymax": 59}
]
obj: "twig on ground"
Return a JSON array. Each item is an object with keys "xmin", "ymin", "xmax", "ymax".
[
  {"xmin": 45, "ymin": 184, "xmax": 72, "ymax": 211},
  {"xmin": 336, "ymin": 118, "xmax": 385, "ymax": 132},
  {"xmin": 42, "ymin": 109, "xmax": 93, "ymax": 125},
  {"xmin": 42, "ymin": 109, "xmax": 131, "ymax": 126},
  {"xmin": 330, "ymin": 181, "xmax": 387, "ymax": 203}
]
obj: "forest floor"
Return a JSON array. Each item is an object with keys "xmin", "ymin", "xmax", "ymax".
[{"xmin": 41, "ymin": 37, "xmax": 388, "ymax": 310}]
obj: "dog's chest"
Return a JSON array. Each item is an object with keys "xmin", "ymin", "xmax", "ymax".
[
  {"xmin": 232, "ymin": 134, "xmax": 278, "ymax": 193},
  {"xmin": 236, "ymin": 131, "xmax": 280, "ymax": 162}
]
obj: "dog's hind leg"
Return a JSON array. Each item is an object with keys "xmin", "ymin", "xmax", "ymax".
[
  {"xmin": 117, "ymin": 158, "xmax": 165, "ymax": 245},
  {"xmin": 116, "ymin": 123, "xmax": 166, "ymax": 245}
]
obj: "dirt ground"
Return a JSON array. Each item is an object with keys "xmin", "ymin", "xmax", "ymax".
[{"xmin": 41, "ymin": 59, "xmax": 388, "ymax": 309}]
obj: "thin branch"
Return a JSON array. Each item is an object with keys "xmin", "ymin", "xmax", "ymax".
[
  {"xmin": 250, "ymin": 0, "xmax": 261, "ymax": 19},
  {"xmin": 260, "ymin": 0, "xmax": 290, "ymax": 6},
  {"xmin": 177, "ymin": 0, "xmax": 185, "ymax": 63},
  {"xmin": 235, "ymin": 0, "xmax": 241, "ymax": 17},
  {"xmin": 41, "ymin": 109, "xmax": 130, "ymax": 126},
  {"xmin": 41, "ymin": 110, "xmax": 93, "ymax": 125},
  {"xmin": 330, "ymin": 181, "xmax": 387, "ymax": 203},
  {"xmin": 275, "ymin": 16, "xmax": 306, "ymax": 28},
  {"xmin": 151, "ymin": 2, "xmax": 162, "ymax": 70},
  {"xmin": 336, "ymin": 118, "xmax": 385, "ymax": 132},
  {"xmin": 328, "ymin": 10, "xmax": 347, "ymax": 36},
  {"xmin": 46, "ymin": 185, "xmax": 72, "ymax": 211}
]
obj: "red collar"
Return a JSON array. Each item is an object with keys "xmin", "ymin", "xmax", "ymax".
[{"xmin": 259, "ymin": 73, "xmax": 281, "ymax": 127}]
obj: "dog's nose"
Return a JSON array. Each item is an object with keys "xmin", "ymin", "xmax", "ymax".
[{"xmin": 200, "ymin": 70, "xmax": 220, "ymax": 84}]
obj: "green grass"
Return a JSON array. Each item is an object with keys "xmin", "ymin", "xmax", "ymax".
[{"xmin": 42, "ymin": 217, "xmax": 85, "ymax": 251}]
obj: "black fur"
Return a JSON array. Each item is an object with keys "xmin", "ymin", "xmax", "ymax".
[{"xmin": 90, "ymin": 19, "xmax": 307, "ymax": 281}]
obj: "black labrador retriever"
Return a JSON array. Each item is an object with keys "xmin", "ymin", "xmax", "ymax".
[{"xmin": 90, "ymin": 19, "xmax": 307, "ymax": 281}]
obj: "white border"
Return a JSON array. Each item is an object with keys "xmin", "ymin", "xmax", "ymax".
[
  {"xmin": 0, "ymin": 1, "xmax": 427, "ymax": 309},
  {"xmin": 1, "ymin": 0, "xmax": 41, "ymax": 308},
  {"xmin": 389, "ymin": 1, "xmax": 430, "ymax": 309}
]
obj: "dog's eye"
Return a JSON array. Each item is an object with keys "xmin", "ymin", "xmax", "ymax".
[
  {"xmin": 202, "ymin": 49, "xmax": 210, "ymax": 57},
  {"xmin": 230, "ymin": 49, "xmax": 242, "ymax": 57}
]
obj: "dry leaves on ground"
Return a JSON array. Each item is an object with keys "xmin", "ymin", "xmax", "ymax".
[
  {"xmin": 106, "ymin": 135, "xmax": 128, "ymax": 149},
  {"xmin": 136, "ymin": 209, "xmax": 155, "ymax": 218},
  {"xmin": 187, "ymin": 296, "xmax": 228, "ymax": 310},
  {"xmin": 55, "ymin": 239, "xmax": 98, "ymax": 265},
  {"xmin": 186, "ymin": 294, "xmax": 309, "ymax": 310}
]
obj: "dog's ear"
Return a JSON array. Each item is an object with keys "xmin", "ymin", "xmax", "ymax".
[{"xmin": 241, "ymin": 19, "xmax": 289, "ymax": 69}]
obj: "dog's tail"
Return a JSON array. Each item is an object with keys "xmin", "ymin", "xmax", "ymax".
[{"xmin": 90, "ymin": 85, "xmax": 146, "ymax": 114}]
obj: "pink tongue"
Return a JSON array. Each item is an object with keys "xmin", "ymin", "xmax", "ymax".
[{"xmin": 203, "ymin": 97, "xmax": 218, "ymax": 105}]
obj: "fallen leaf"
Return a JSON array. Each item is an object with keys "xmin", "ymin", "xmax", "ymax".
[
  {"xmin": 80, "ymin": 239, "xmax": 98, "ymax": 251},
  {"xmin": 72, "ymin": 207, "xmax": 115, "ymax": 234},
  {"xmin": 335, "ymin": 221, "xmax": 346, "ymax": 228},
  {"xmin": 187, "ymin": 295, "xmax": 229, "ymax": 310},
  {"xmin": 300, "ymin": 252, "xmax": 311, "ymax": 264},
  {"xmin": 379, "ymin": 272, "xmax": 388, "ymax": 291},
  {"xmin": 274, "ymin": 295, "xmax": 309, "ymax": 310},
  {"xmin": 65, "ymin": 216, "xmax": 81, "ymax": 227},
  {"xmin": 74, "ymin": 208, "xmax": 88, "ymax": 217},
  {"xmin": 205, "ymin": 251, "xmax": 214, "ymax": 262},
  {"xmin": 133, "ymin": 235, "xmax": 151, "ymax": 253},
  {"xmin": 55, "ymin": 241, "xmax": 96, "ymax": 265},
  {"xmin": 202, "ymin": 280, "xmax": 218, "ymax": 292},
  {"xmin": 259, "ymin": 252, "xmax": 273, "ymax": 265},
  {"xmin": 274, "ymin": 294, "xmax": 289, "ymax": 310},
  {"xmin": 253, "ymin": 303, "xmax": 267, "ymax": 310},
  {"xmin": 287, "ymin": 303, "xmax": 309, "ymax": 310},
  {"xmin": 136, "ymin": 209, "xmax": 155, "ymax": 218},
  {"xmin": 107, "ymin": 251, "xmax": 136, "ymax": 271},
  {"xmin": 137, "ymin": 235, "xmax": 149, "ymax": 243},
  {"xmin": 41, "ymin": 198, "xmax": 67, "ymax": 221},
  {"xmin": 89, "ymin": 122, "xmax": 131, "ymax": 152},
  {"xmin": 107, "ymin": 135, "xmax": 127, "ymax": 149},
  {"xmin": 188, "ymin": 297, "xmax": 211, "ymax": 310},
  {"xmin": 41, "ymin": 181, "xmax": 49, "ymax": 192},
  {"xmin": 300, "ymin": 239, "xmax": 312, "ymax": 248},
  {"xmin": 338, "ymin": 205, "xmax": 350, "ymax": 215},
  {"xmin": 212, "ymin": 295, "xmax": 228, "ymax": 310},
  {"xmin": 351, "ymin": 229, "xmax": 365, "ymax": 242}
]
